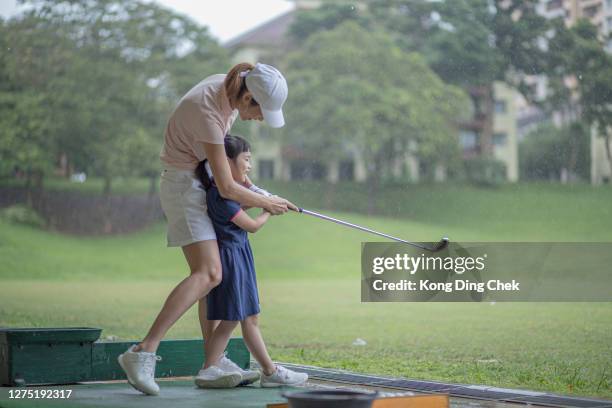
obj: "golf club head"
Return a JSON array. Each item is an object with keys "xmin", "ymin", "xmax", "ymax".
[{"xmin": 433, "ymin": 237, "xmax": 449, "ymax": 252}]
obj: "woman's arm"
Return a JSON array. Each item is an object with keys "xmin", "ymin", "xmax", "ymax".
[
  {"xmin": 232, "ymin": 210, "xmax": 270, "ymax": 233},
  {"xmin": 203, "ymin": 142, "xmax": 291, "ymax": 214},
  {"xmin": 244, "ymin": 175, "xmax": 272, "ymax": 197},
  {"xmin": 243, "ymin": 174, "xmax": 299, "ymax": 212},
  {"xmin": 240, "ymin": 177, "xmax": 270, "ymax": 210}
]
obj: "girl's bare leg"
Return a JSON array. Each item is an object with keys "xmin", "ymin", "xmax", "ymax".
[
  {"xmin": 240, "ymin": 315, "xmax": 275, "ymax": 375},
  {"xmin": 199, "ymin": 298, "xmax": 221, "ymax": 361},
  {"xmin": 203, "ymin": 320, "xmax": 239, "ymax": 368},
  {"xmin": 134, "ymin": 240, "xmax": 222, "ymax": 353}
]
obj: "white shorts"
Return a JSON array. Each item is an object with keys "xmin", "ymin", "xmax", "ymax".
[{"xmin": 159, "ymin": 167, "xmax": 216, "ymax": 247}]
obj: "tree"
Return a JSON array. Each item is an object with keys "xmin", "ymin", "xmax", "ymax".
[
  {"xmin": 283, "ymin": 22, "xmax": 468, "ymax": 203},
  {"xmin": 2, "ymin": 0, "xmax": 229, "ymax": 194},
  {"xmin": 289, "ymin": 3, "xmax": 369, "ymax": 42},
  {"xmin": 0, "ymin": 14, "xmax": 73, "ymax": 205},
  {"xmin": 519, "ymin": 123, "xmax": 590, "ymax": 181},
  {"xmin": 369, "ymin": 0, "xmax": 549, "ymax": 154},
  {"xmin": 1, "ymin": 0, "xmax": 229, "ymax": 232},
  {"xmin": 546, "ymin": 19, "xmax": 612, "ymax": 167},
  {"xmin": 290, "ymin": 1, "xmax": 550, "ymax": 156},
  {"xmin": 0, "ymin": 91, "xmax": 57, "ymax": 205}
]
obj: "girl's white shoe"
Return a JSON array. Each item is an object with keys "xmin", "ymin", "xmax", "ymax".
[
  {"xmin": 260, "ymin": 365, "xmax": 308, "ymax": 387},
  {"xmin": 117, "ymin": 345, "xmax": 161, "ymax": 396},
  {"xmin": 217, "ymin": 355, "xmax": 260, "ymax": 385},
  {"xmin": 195, "ymin": 365, "xmax": 243, "ymax": 388}
]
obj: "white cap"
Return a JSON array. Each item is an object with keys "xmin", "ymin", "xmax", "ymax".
[{"xmin": 245, "ymin": 63, "xmax": 288, "ymax": 128}]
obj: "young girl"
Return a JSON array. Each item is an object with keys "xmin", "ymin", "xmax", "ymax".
[{"xmin": 193, "ymin": 135, "xmax": 308, "ymax": 388}]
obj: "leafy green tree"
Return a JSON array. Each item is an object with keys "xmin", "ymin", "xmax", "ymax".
[
  {"xmin": 546, "ymin": 19, "xmax": 612, "ymax": 167},
  {"xmin": 290, "ymin": 1, "xmax": 549, "ymax": 156},
  {"xmin": 283, "ymin": 21, "xmax": 468, "ymax": 196},
  {"xmin": 369, "ymin": 0, "xmax": 549, "ymax": 153},
  {"xmin": 520, "ymin": 123, "xmax": 590, "ymax": 181},
  {"xmin": 289, "ymin": 3, "xmax": 369, "ymax": 42},
  {"xmin": 0, "ymin": 91, "xmax": 56, "ymax": 203},
  {"xmin": 2, "ymin": 0, "xmax": 229, "ymax": 196},
  {"xmin": 0, "ymin": 14, "xmax": 73, "ymax": 203},
  {"xmin": 1, "ymin": 0, "xmax": 230, "ymax": 233}
]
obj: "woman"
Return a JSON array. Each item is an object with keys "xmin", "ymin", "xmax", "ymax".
[{"xmin": 117, "ymin": 62, "xmax": 297, "ymax": 395}]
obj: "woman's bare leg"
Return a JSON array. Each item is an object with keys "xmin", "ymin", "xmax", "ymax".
[
  {"xmin": 240, "ymin": 315, "xmax": 275, "ymax": 375},
  {"xmin": 134, "ymin": 240, "xmax": 222, "ymax": 353},
  {"xmin": 203, "ymin": 321, "xmax": 239, "ymax": 368}
]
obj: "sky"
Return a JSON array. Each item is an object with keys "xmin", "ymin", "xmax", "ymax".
[{"xmin": 0, "ymin": 0, "xmax": 295, "ymax": 43}]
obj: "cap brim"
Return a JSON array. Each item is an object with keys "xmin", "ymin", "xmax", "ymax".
[{"xmin": 262, "ymin": 108, "xmax": 285, "ymax": 128}]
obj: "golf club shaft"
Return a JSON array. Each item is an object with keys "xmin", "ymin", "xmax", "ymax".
[{"xmin": 298, "ymin": 208, "xmax": 434, "ymax": 251}]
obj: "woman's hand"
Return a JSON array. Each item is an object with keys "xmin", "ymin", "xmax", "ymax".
[
  {"xmin": 264, "ymin": 196, "xmax": 295, "ymax": 215},
  {"xmin": 274, "ymin": 195, "xmax": 299, "ymax": 212}
]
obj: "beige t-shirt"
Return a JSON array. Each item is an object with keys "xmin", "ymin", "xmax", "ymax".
[{"xmin": 160, "ymin": 74, "xmax": 238, "ymax": 170}]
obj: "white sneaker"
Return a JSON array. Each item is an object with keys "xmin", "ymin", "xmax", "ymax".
[
  {"xmin": 260, "ymin": 365, "xmax": 308, "ymax": 388},
  {"xmin": 117, "ymin": 345, "xmax": 161, "ymax": 396},
  {"xmin": 217, "ymin": 355, "xmax": 260, "ymax": 386},
  {"xmin": 194, "ymin": 365, "xmax": 243, "ymax": 388}
]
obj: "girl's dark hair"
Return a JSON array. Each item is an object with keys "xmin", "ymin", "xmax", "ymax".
[{"xmin": 195, "ymin": 134, "xmax": 251, "ymax": 190}]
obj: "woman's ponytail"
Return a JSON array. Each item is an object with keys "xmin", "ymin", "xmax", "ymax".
[
  {"xmin": 195, "ymin": 159, "xmax": 213, "ymax": 191},
  {"xmin": 224, "ymin": 62, "xmax": 257, "ymax": 108}
]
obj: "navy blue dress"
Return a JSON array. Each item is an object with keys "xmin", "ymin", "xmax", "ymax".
[{"xmin": 205, "ymin": 184, "xmax": 260, "ymax": 321}]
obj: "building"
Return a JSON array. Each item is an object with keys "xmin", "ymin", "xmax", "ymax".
[
  {"xmin": 591, "ymin": 131, "xmax": 612, "ymax": 184},
  {"xmin": 455, "ymin": 83, "xmax": 520, "ymax": 183},
  {"xmin": 538, "ymin": 0, "xmax": 612, "ymax": 45},
  {"xmin": 522, "ymin": 0, "xmax": 612, "ymax": 183},
  {"xmin": 492, "ymin": 83, "xmax": 520, "ymax": 182}
]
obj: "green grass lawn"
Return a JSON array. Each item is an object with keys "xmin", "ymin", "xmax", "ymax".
[
  {"xmin": 0, "ymin": 176, "xmax": 153, "ymax": 195},
  {"xmin": 1, "ymin": 183, "xmax": 611, "ymax": 398}
]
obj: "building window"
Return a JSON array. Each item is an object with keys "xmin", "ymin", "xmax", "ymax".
[
  {"xmin": 583, "ymin": 5, "xmax": 600, "ymax": 18},
  {"xmin": 460, "ymin": 131, "xmax": 478, "ymax": 150},
  {"xmin": 494, "ymin": 100, "xmax": 507, "ymax": 114},
  {"xmin": 419, "ymin": 161, "xmax": 434, "ymax": 182},
  {"xmin": 493, "ymin": 132, "xmax": 507, "ymax": 146},
  {"xmin": 290, "ymin": 160, "xmax": 327, "ymax": 180},
  {"xmin": 338, "ymin": 160, "xmax": 355, "ymax": 181},
  {"xmin": 258, "ymin": 160, "xmax": 274, "ymax": 180},
  {"xmin": 546, "ymin": 0, "xmax": 563, "ymax": 11}
]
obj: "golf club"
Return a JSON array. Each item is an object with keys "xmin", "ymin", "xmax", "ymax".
[{"xmin": 296, "ymin": 207, "xmax": 449, "ymax": 252}]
